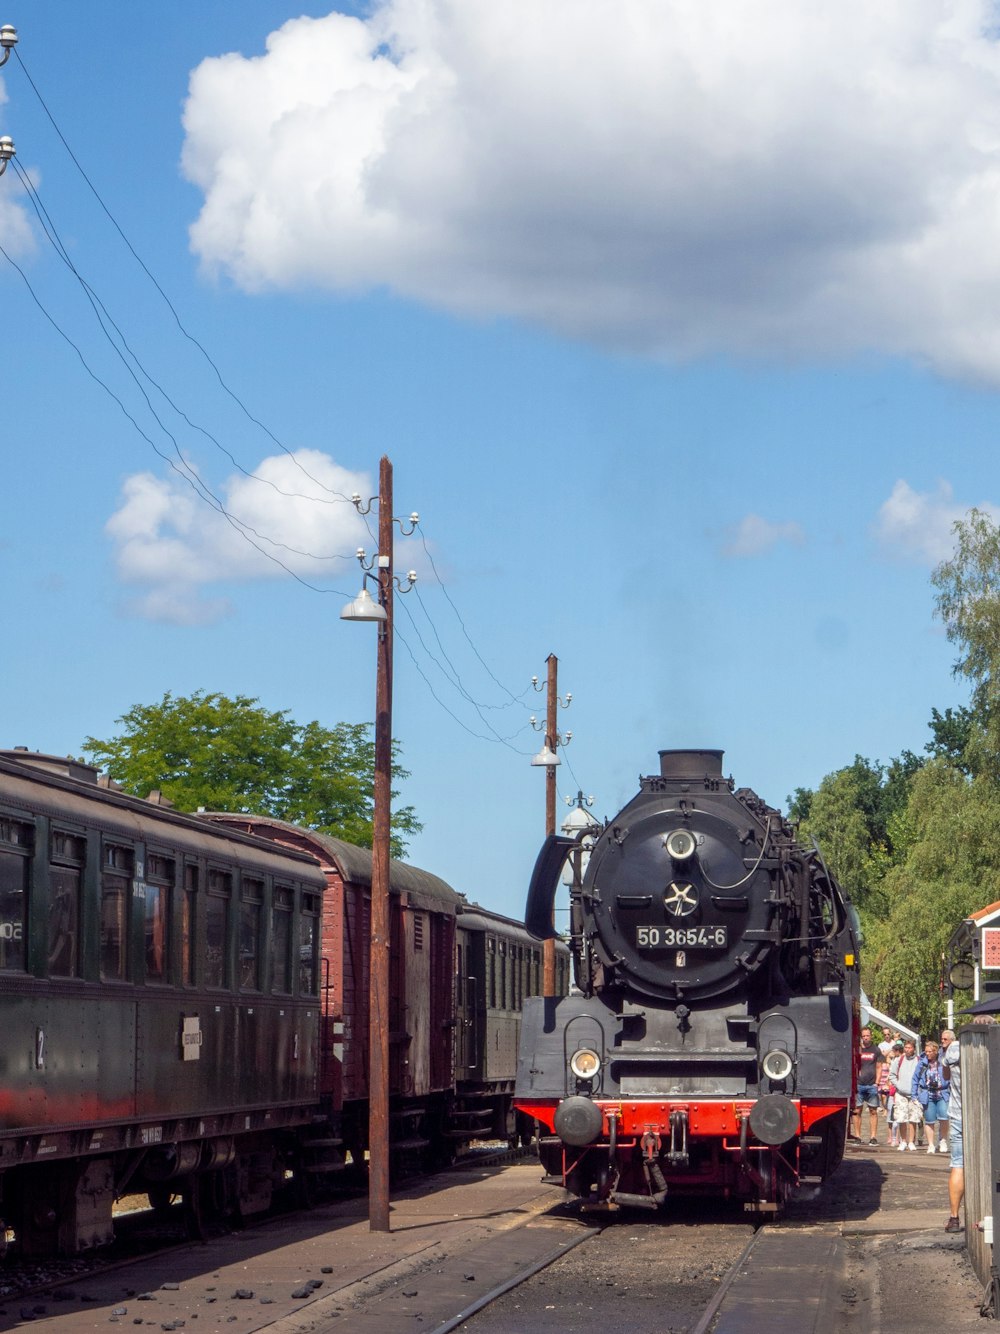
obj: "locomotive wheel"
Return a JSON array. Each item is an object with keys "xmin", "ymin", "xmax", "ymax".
[{"xmin": 756, "ymin": 1150, "xmax": 793, "ymax": 1214}]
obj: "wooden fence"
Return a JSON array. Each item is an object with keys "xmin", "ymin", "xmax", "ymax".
[{"xmin": 959, "ymin": 1024, "xmax": 999, "ymax": 1297}]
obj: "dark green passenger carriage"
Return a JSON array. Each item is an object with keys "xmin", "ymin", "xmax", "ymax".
[{"xmin": 0, "ymin": 749, "xmax": 327, "ymax": 1255}]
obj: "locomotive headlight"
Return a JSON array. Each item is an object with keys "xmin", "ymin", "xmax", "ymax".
[
  {"xmin": 664, "ymin": 828, "xmax": 697, "ymax": 862},
  {"xmin": 570, "ymin": 1047, "xmax": 601, "ymax": 1080},
  {"xmin": 761, "ymin": 1048, "xmax": 794, "ymax": 1082}
]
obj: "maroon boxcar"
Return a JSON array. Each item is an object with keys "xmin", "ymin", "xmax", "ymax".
[{"xmin": 204, "ymin": 815, "xmax": 463, "ymax": 1168}]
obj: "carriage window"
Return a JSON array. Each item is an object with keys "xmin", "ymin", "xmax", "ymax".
[
  {"xmin": 145, "ymin": 853, "xmax": 174, "ymax": 982},
  {"xmin": 272, "ymin": 886, "xmax": 293, "ymax": 993},
  {"xmin": 101, "ymin": 843, "xmax": 133, "ymax": 980},
  {"xmin": 182, "ymin": 864, "xmax": 198, "ymax": 985},
  {"xmin": 49, "ymin": 830, "xmax": 84, "ymax": 977},
  {"xmin": 299, "ymin": 891, "xmax": 320, "ymax": 996},
  {"xmin": 239, "ymin": 877, "xmax": 263, "ymax": 991},
  {"xmin": 0, "ymin": 817, "xmax": 31, "ymax": 972},
  {"xmin": 205, "ymin": 868, "xmax": 232, "ymax": 988}
]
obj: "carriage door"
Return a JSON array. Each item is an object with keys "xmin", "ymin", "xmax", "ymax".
[{"xmin": 455, "ymin": 929, "xmax": 476, "ymax": 1073}]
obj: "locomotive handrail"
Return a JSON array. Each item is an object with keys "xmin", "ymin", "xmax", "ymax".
[{"xmin": 700, "ymin": 817, "xmax": 772, "ymax": 891}]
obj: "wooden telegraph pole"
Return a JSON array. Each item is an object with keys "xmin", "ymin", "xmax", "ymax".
[
  {"xmin": 369, "ymin": 454, "xmax": 393, "ymax": 1232},
  {"xmin": 543, "ymin": 652, "xmax": 558, "ymax": 996}
]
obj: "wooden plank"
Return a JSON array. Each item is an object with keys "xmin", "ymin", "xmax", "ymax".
[{"xmin": 712, "ymin": 1231, "xmax": 846, "ymax": 1334}]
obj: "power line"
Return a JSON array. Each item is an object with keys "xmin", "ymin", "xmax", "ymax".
[
  {"xmin": 418, "ymin": 531, "xmax": 535, "ymax": 704},
  {"xmin": 11, "ymin": 162, "xmax": 357, "ymax": 563},
  {"xmin": 12, "ymin": 46, "xmax": 355, "ymax": 505},
  {"xmin": 7, "ymin": 50, "xmax": 590, "ymax": 775},
  {"xmin": 0, "ymin": 237, "xmax": 353, "ymax": 598},
  {"xmin": 395, "ymin": 595, "xmax": 532, "ymax": 748}
]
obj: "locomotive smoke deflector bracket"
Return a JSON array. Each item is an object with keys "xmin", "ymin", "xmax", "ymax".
[{"xmin": 525, "ymin": 834, "xmax": 575, "ymax": 939}]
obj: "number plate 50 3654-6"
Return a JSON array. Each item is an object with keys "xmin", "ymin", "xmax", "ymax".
[{"xmin": 636, "ymin": 925, "xmax": 728, "ymax": 949}]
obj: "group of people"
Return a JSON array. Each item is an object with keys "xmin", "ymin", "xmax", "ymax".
[
  {"xmin": 850, "ymin": 1024, "xmax": 964, "ymax": 1233},
  {"xmin": 851, "ymin": 1026, "xmax": 953, "ymax": 1152}
]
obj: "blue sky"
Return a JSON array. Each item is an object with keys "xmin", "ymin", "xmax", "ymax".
[{"xmin": 1, "ymin": 2, "xmax": 997, "ymax": 921}]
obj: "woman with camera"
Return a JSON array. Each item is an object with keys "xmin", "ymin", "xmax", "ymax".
[{"xmin": 915, "ymin": 1039, "xmax": 950, "ymax": 1154}]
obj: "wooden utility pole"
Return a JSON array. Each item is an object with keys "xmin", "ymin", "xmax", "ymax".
[
  {"xmin": 369, "ymin": 454, "xmax": 393, "ymax": 1232},
  {"xmin": 543, "ymin": 652, "xmax": 558, "ymax": 996}
]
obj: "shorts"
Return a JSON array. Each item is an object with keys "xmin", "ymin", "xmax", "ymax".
[
  {"xmin": 950, "ymin": 1119, "xmax": 964, "ymax": 1169},
  {"xmin": 854, "ymin": 1084, "xmax": 879, "ymax": 1110},
  {"xmin": 923, "ymin": 1095, "xmax": 949, "ymax": 1125},
  {"xmin": 892, "ymin": 1092, "xmax": 923, "ymax": 1124}
]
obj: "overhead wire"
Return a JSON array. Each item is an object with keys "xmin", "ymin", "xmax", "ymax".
[
  {"xmin": 7, "ymin": 47, "xmax": 598, "ymax": 793},
  {"xmin": 10, "ymin": 159, "xmax": 358, "ymax": 567},
  {"xmin": 418, "ymin": 531, "xmax": 535, "ymax": 707},
  {"xmin": 12, "ymin": 46, "xmax": 357, "ymax": 506},
  {"xmin": 395, "ymin": 595, "xmax": 533, "ymax": 750},
  {"xmin": 0, "ymin": 238, "xmax": 352, "ymax": 599}
]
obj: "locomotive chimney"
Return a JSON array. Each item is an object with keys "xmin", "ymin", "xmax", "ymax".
[{"xmin": 658, "ymin": 749, "xmax": 724, "ymax": 779}]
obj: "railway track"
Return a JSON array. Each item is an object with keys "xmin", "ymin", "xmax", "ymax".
[
  {"xmin": 1, "ymin": 1150, "xmax": 982, "ymax": 1334},
  {"xmin": 0, "ymin": 1145, "xmax": 533, "ymax": 1313}
]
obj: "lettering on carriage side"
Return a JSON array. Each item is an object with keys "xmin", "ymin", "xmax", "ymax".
[
  {"xmin": 36, "ymin": 1140, "xmax": 57, "ymax": 1156},
  {"xmin": 140, "ymin": 1126, "xmax": 163, "ymax": 1145},
  {"xmin": 181, "ymin": 1015, "xmax": 203, "ymax": 1061},
  {"xmin": 0, "ymin": 921, "xmax": 22, "ymax": 940}
]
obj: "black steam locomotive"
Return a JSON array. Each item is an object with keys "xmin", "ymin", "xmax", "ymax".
[{"xmin": 514, "ymin": 749, "xmax": 860, "ymax": 1212}]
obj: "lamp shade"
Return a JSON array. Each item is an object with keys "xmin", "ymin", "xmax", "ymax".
[
  {"xmin": 531, "ymin": 744, "xmax": 561, "ymax": 767},
  {"xmin": 340, "ymin": 587, "xmax": 387, "ymax": 622}
]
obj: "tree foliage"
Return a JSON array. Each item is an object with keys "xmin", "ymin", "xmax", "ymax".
[
  {"xmin": 83, "ymin": 691, "xmax": 422, "ymax": 858},
  {"xmin": 862, "ymin": 761, "xmax": 1000, "ymax": 1033},
  {"xmin": 932, "ymin": 508, "xmax": 1000, "ymax": 778},
  {"xmin": 794, "ymin": 508, "xmax": 1000, "ymax": 1032}
]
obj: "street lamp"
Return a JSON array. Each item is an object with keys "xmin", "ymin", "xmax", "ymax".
[{"xmin": 340, "ymin": 458, "xmax": 416, "ymax": 1233}]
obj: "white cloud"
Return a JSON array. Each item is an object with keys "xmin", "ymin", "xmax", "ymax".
[
  {"xmin": 106, "ymin": 450, "xmax": 373, "ymax": 624},
  {"xmin": 874, "ymin": 479, "xmax": 1000, "ymax": 565},
  {"xmin": 721, "ymin": 514, "xmax": 805, "ymax": 558},
  {"xmin": 183, "ymin": 1, "xmax": 1000, "ymax": 383}
]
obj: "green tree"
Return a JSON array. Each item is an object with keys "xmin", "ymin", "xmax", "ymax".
[
  {"xmin": 785, "ymin": 786, "xmax": 813, "ymax": 824},
  {"xmin": 926, "ymin": 706, "xmax": 975, "ymax": 773},
  {"xmin": 799, "ymin": 768, "xmax": 875, "ymax": 913},
  {"xmin": 863, "ymin": 759, "xmax": 1000, "ymax": 1033},
  {"xmin": 83, "ymin": 691, "xmax": 422, "ymax": 857},
  {"xmin": 932, "ymin": 508, "xmax": 1000, "ymax": 777}
]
